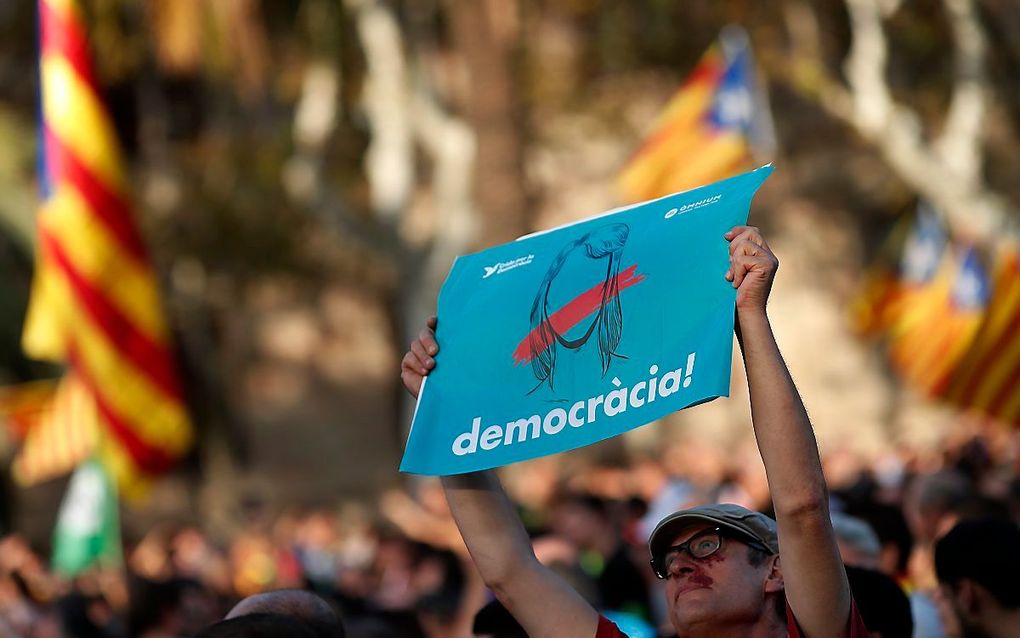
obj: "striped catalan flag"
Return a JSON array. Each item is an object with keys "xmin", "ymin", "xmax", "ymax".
[
  {"xmin": 617, "ymin": 27, "xmax": 774, "ymax": 203},
  {"xmin": 19, "ymin": 0, "xmax": 193, "ymax": 497},
  {"xmin": 940, "ymin": 246, "xmax": 1020, "ymax": 425}
]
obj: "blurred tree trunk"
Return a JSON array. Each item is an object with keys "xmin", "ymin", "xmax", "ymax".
[
  {"xmin": 445, "ymin": 0, "xmax": 529, "ymax": 244},
  {"xmin": 209, "ymin": 0, "xmax": 270, "ymax": 103},
  {"xmin": 146, "ymin": 0, "xmax": 203, "ymax": 75},
  {"xmin": 779, "ymin": 0, "xmax": 1018, "ymax": 240},
  {"xmin": 343, "ymin": 0, "xmax": 478, "ymax": 438}
]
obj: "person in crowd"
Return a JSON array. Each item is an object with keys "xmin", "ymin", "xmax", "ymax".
[
  {"xmin": 549, "ymin": 492, "xmax": 651, "ymax": 621},
  {"xmin": 903, "ymin": 470, "xmax": 980, "ymax": 638},
  {"xmin": 934, "ymin": 518, "xmax": 1020, "ymax": 638},
  {"xmin": 52, "ymin": 591, "xmax": 121, "ymax": 638},
  {"xmin": 128, "ymin": 576, "xmax": 217, "ymax": 638},
  {"xmin": 342, "ymin": 615, "xmax": 406, "ymax": 638},
  {"xmin": 471, "ymin": 598, "xmax": 527, "ymax": 638},
  {"xmin": 904, "ymin": 470, "xmax": 977, "ymax": 554},
  {"xmin": 841, "ymin": 502, "xmax": 913, "ymax": 581},
  {"xmin": 195, "ymin": 612, "xmax": 319, "ymax": 638},
  {"xmin": 401, "ymin": 225, "xmax": 869, "ymax": 637},
  {"xmin": 844, "ymin": 565, "xmax": 913, "ymax": 638},
  {"xmin": 831, "ymin": 513, "xmax": 882, "ymax": 570},
  {"xmin": 225, "ymin": 589, "xmax": 345, "ymax": 637}
]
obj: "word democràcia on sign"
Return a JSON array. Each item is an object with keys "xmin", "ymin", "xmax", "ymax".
[{"xmin": 452, "ymin": 354, "xmax": 697, "ymax": 456}]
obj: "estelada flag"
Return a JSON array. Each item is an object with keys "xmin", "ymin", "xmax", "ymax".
[
  {"xmin": 887, "ymin": 244, "xmax": 988, "ymax": 397},
  {"xmin": 849, "ymin": 203, "xmax": 947, "ymax": 338},
  {"xmin": 0, "ymin": 380, "xmax": 57, "ymax": 441},
  {"xmin": 20, "ymin": 0, "xmax": 193, "ymax": 497},
  {"xmin": 848, "ymin": 204, "xmax": 989, "ymax": 398},
  {"xmin": 940, "ymin": 245, "xmax": 1020, "ymax": 425},
  {"xmin": 3, "ymin": 377, "xmax": 98, "ymax": 484},
  {"xmin": 617, "ymin": 26, "xmax": 774, "ymax": 204}
]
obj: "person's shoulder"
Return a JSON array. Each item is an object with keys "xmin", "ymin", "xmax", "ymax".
[
  {"xmin": 785, "ymin": 597, "xmax": 870, "ymax": 638},
  {"xmin": 846, "ymin": 599, "xmax": 871, "ymax": 638},
  {"xmin": 596, "ymin": 615, "xmax": 629, "ymax": 638}
]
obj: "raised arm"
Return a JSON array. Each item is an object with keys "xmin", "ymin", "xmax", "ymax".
[
  {"xmin": 725, "ymin": 226, "xmax": 852, "ymax": 638},
  {"xmin": 401, "ymin": 318, "xmax": 600, "ymax": 638}
]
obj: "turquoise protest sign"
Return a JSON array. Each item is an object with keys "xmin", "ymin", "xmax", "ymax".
[{"xmin": 401, "ymin": 165, "xmax": 773, "ymax": 475}]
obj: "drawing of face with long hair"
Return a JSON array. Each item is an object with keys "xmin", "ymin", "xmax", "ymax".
[{"xmin": 527, "ymin": 223, "xmax": 633, "ymax": 394}]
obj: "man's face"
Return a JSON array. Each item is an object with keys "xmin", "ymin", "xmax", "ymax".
[
  {"xmin": 551, "ymin": 501, "xmax": 602, "ymax": 548},
  {"xmin": 662, "ymin": 523, "xmax": 774, "ymax": 632},
  {"xmin": 936, "ymin": 581, "xmax": 982, "ymax": 638}
]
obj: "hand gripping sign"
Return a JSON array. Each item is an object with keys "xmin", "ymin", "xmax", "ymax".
[{"xmin": 400, "ymin": 165, "xmax": 773, "ymax": 475}]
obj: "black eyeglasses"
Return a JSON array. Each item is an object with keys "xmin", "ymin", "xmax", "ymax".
[{"xmin": 650, "ymin": 527, "xmax": 772, "ymax": 579}]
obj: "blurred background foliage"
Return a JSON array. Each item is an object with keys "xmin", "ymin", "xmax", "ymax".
[{"xmin": 1, "ymin": 0, "xmax": 1018, "ymax": 543}]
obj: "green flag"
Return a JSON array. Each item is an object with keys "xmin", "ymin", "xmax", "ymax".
[{"xmin": 52, "ymin": 459, "xmax": 122, "ymax": 576}]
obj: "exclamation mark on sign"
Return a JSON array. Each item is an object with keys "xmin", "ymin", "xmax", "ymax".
[{"xmin": 682, "ymin": 353, "xmax": 696, "ymax": 388}]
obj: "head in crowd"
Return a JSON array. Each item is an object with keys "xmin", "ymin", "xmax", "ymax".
[
  {"xmin": 550, "ymin": 492, "xmax": 612, "ymax": 550},
  {"xmin": 1008, "ymin": 478, "xmax": 1020, "ymax": 521},
  {"xmin": 935, "ymin": 519, "xmax": 1020, "ymax": 638},
  {"xmin": 343, "ymin": 616, "xmax": 405, "ymax": 638},
  {"xmin": 226, "ymin": 589, "xmax": 345, "ymax": 638},
  {"xmin": 647, "ymin": 503, "xmax": 786, "ymax": 633},
  {"xmin": 196, "ymin": 613, "xmax": 319, "ymax": 638},
  {"xmin": 830, "ymin": 513, "xmax": 881, "ymax": 569},
  {"xmin": 413, "ymin": 546, "xmax": 468, "ymax": 631},
  {"xmin": 472, "ymin": 598, "xmax": 527, "ymax": 638},
  {"xmin": 844, "ymin": 565, "xmax": 912, "ymax": 638},
  {"xmin": 129, "ymin": 575, "xmax": 218, "ymax": 638},
  {"xmin": 842, "ymin": 502, "xmax": 913, "ymax": 577},
  {"xmin": 53, "ymin": 592, "xmax": 110, "ymax": 638},
  {"xmin": 904, "ymin": 470, "xmax": 975, "ymax": 543},
  {"xmin": 551, "ymin": 491, "xmax": 652, "ymax": 619}
]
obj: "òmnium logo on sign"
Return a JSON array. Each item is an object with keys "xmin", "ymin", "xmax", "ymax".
[
  {"xmin": 483, "ymin": 254, "xmax": 535, "ymax": 279},
  {"xmin": 664, "ymin": 194, "xmax": 722, "ymax": 219}
]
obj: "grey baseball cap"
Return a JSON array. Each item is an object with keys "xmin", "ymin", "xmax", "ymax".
[{"xmin": 648, "ymin": 503, "xmax": 780, "ymax": 562}]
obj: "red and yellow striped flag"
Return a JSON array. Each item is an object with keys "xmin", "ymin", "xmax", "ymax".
[
  {"xmin": 940, "ymin": 246, "xmax": 1020, "ymax": 425},
  {"xmin": 617, "ymin": 28, "xmax": 773, "ymax": 203},
  {"xmin": 19, "ymin": 0, "xmax": 193, "ymax": 497}
]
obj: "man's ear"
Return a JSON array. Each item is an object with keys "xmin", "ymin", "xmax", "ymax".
[
  {"xmin": 955, "ymin": 579, "xmax": 981, "ymax": 618},
  {"xmin": 764, "ymin": 554, "xmax": 784, "ymax": 594}
]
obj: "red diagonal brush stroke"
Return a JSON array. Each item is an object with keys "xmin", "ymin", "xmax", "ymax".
[{"xmin": 512, "ymin": 264, "xmax": 645, "ymax": 365}]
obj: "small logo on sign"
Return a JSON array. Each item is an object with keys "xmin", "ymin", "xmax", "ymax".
[{"xmin": 483, "ymin": 255, "xmax": 535, "ymax": 279}]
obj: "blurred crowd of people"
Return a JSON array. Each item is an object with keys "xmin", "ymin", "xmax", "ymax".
[{"xmin": 1, "ymin": 417, "xmax": 1018, "ymax": 638}]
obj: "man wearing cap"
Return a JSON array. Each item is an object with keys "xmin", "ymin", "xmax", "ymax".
[{"xmin": 401, "ymin": 226, "xmax": 868, "ymax": 638}]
